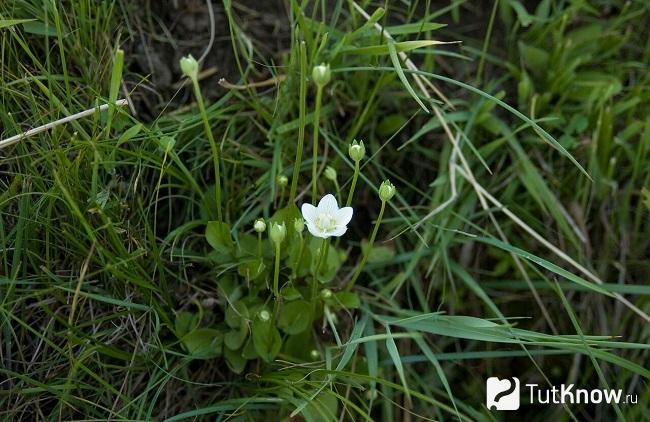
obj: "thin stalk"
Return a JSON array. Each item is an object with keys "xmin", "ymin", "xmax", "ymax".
[
  {"xmin": 347, "ymin": 200, "xmax": 386, "ymax": 291},
  {"xmin": 192, "ymin": 79, "xmax": 223, "ymax": 222},
  {"xmin": 311, "ymin": 238, "xmax": 329, "ymax": 301},
  {"xmin": 257, "ymin": 232, "xmax": 263, "ymax": 259},
  {"xmin": 346, "ymin": 161, "xmax": 360, "ymax": 207},
  {"xmin": 273, "ymin": 243, "xmax": 281, "ymax": 299},
  {"xmin": 311, "ymin": 85, "xmax": 324, "ymax": 203},
  {"xmin": 293, "ymin": 233, "xmax": 305, "ymax": 279},
  {"xmin": 289, "ymin": 42, "xmax": 308, "ymax": 204}
]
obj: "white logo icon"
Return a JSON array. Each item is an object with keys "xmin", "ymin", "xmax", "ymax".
[{"xmin": 486, "ymin": 377, "xmax": 520, "ymax": 410}]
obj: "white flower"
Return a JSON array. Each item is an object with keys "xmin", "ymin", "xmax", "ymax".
[{"xmin": 301, "ymin": 194, "xmax": 353, "ymax": 238}]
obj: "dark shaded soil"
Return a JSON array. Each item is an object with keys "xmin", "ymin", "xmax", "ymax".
[{"xmin": 121, "ymin": 0, "xmax": 291, "ymax": 120}]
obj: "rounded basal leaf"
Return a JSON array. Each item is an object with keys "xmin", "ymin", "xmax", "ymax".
[
  {"xmin": 278, "ymin": 300, "xmax": 312, "ymax": 335},
  {"xmin": 205, "ymin": 221, "xmax": 235, "ymax": 254},
  {"xmin": 224, "ymin": 347, "xmax": 247, "ymax": 374},
  {"xmin": 324, "ymin": 291, "xmax": 361, "ymax": 310},
  {"xmin": 237, "ymin": 258, "xmax": 267, "ymax": 281},
  {"xmin": 174, "ymin": 311, "xmax": 199, "ymax": 338},
  {"xmin": 287, "ymin": 239, "xmax": 312, "ymax": 277},
  {"xmin": 252, "ymin": 314, "xmax": 282, "ymax": 362},
  {"xmin": 242, "ymin": 338, "xmax": 259, "ymax": 360},
  {"xmin": 280, "ymin": 284, "xmax": 303, "ymax": 301},
  {"xmin": 224, "ymin": 324, "xmax": 248, "ymax": 350},
  {"xmin": 283, "ymin": 330, "xmax": 315, "ymax": 361},
  {"xmin": 309, "ymin": 238, "xmax": 344, "ymax": 283},
  {"xmin": 361, "ymin": 239, "xmax": 395, "ymax": 263},
  {"xmin": 225, "ymin": 301, "xmax": 249, "ymax": 329},
  {"xmin": 181, "ymin": 328, "xmax": 223, "ymax": 359}
]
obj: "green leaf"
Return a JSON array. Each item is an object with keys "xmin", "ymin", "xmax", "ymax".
[
  {"xmin": 224, "ymin": 347, "xmax": 247, "ymax": 374},
  {"xmin": 281, "ymin": 284, "xmax": 303, "ymax": 301},
  {"xmin": 225, "ymin": 301, "xmax": 249, "ymax": 329},
  {"xmin": 174, "ymin": 312, "xmax": 199, "ymax": 338},
  {"xmin": 385, "ymin": 325, "xmax": 411, "ymax": 403},
  {"xmin": 224, "ymin": 324, "xmax": 248, "ymax": 350},
  {"xmin": 156, "ymin": 134, "xmax": 175, "ymax": 153},
  {"xmin": 252, "ymin": 315, "xmax": 282, "ymax": 362},
  {"xmin": 341, "ymin": 40, "xmax": 452, "ymax": 56},
  {"xmin": 0, "ymin": 19, "xmax": 35, "ymax": 30},
  {"xmin": 387, "ymin": 41, "xmax": 428, "ymax": 112},
  {"xmin": 287, "ymin": 237, "xmax": 311, "ymax": 276},
  {"xmin": 283, "ymin": 330, "xmax": 314, "ymax": 361},
  {"xmin": 22, "ymin": 20, "xmax": 66, "ymax": 36},
  {"xmin": 278, "ymin": 300, "xmax": 312, "ymax": 335},
  {"xmin": 385, "ymin": 22, "xmax": 446, "ymax": 35},
  {"xmin": 475, "ymin": 236, "xmax": 614, "ymax": 297},
  {"xmin": 205, "ymin": 221, "xmax": 234, "ymax": 254},
  {"xmin": 361, "ymin": 239, "xmax": 395, "ymax": 264},
  {"xmin": 181, "ymin": 328, "xmax": 223, "ymax": 359},
  {"xmin": 326, "ymin": 291, "xmax": 360, "ymax": 309},
  {"xmin": 510, "ymin": 0, "xmax": 534, "ymax": 27},
  {"xmin": 241, "ymin": 338, "xmax": 259, "ymax": 360},
  {"xmin": 237, "ymin": 258, "xmax": 267, "ymax": 281},
  {"xmin": 309, "ymin": 239, "xmax": 344, "ymax": 283}
]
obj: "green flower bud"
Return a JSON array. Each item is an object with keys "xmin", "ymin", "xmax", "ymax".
[
  {"xmin": 276, "ymin": 174, "xmax": 288, "ymax": 187},
  {"xmin": 309, "ymin": 349, "xmax": 320, "ymax": 360},
  {"xmin": 378, "ymin": 180, "xmax": 396, "ymax": 202},
  {"xmin": 348, "ymin": 140, "xmax": 365, "ymax": 162},
  {"xmin": 254, "ymin": 218, "xmax": 266, "ymax": 233},
  {"xmin": 324, "ymin": 166, "xmax": 337, "ymax": 181},
  {"xmin": 312, "ymin": 63, "xmax": 331, "ymax": 88},
  {"xmin": 179, "ymin": 54, "xmax": 199, "ymax": 80},
  {"xmin": 258, "ymin": 309, "xmax": 271, "ymax": 322},
  {"xmin": 269, "ymin": 222, "xmax": 286, "ymax": 245},
  {"xmin": 294, "ymin": 217, "xmax": 304, "ymax": 233},
  {"xmin": 320, "ymin": 288, "xmax": 333, "ymax": 299}
]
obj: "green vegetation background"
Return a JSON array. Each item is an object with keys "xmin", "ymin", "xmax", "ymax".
[{"xmin": 1, "ymin": 1, "xmax": 649, "ymax": 421}]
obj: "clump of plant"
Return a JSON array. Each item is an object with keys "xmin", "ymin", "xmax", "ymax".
[{"xmin": 173, "ymin": 55, "xmax": 394, "ymax": 372}]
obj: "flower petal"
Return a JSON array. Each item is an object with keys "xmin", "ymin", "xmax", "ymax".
[
  {"xmin": 329, "ymin": 225, "xmax": 348, "ymax": 237},
  {"xmin": 336, "ymin": 207, "xmax": 353, "ymax": 226},
  {"xmin": 306, "ymin": 221, "xmax": 327, "ymax": 238},
  {"xmin": 301, "ymin": 203, "xmax": 317, "ymax": 225},
  {"xmin": 317, "ymin": 194, "xmax": 339, "ymax": 214}
]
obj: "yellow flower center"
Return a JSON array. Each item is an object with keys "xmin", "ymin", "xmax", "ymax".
[{"xmin": 314, "ymin": 213, "xmax": 337, "ymax": 232}]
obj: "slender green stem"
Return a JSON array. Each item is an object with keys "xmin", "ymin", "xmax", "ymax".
[
  {"xmin": 346, "ymin": 161, "xmax": 360, "ymax": 207},
  {"xmin": 475, "ymin": 0, "xmax": 499, "ymax": 86},
  {"xmin": 257, "ymin": 232, "xmax": 263, "ymax": 259},
  {"xmin": 311, "ymin": 86, "xmax": 323, "ymax": 204},
  {"xmin": 311, "ymin": 238, "xmax": 329, "ymax": 301},
  {"xmin": 293, "ymin": 233, "xmax": 305, "ymax": 278},
  {"xmin": 333, "ymin": 179, "xmax": 342, "ymax": 204},
  {"xmin": 347, "ymin": 200, "xmax": 386, "ymax": 291},
  {"xmin": 289, "ymin": 42, "xmax": 307, "ymax": 204},
  {"xmin": 192, "ymin": 79, "xmax": 222, "ymax": 222},
  {"xmin": 273, "ymin": 243, "xmax": 281, "ymax": 299}
]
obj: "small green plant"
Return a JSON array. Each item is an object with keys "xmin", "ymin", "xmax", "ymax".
[{"xmin": 175, "ymin": 56, "xmax": 387, "ymax": 372}]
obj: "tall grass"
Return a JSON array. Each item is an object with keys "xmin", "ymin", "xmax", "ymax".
[{"xmin": 1, "ymin": 1, "xmax": 649, "ymax": 420}]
